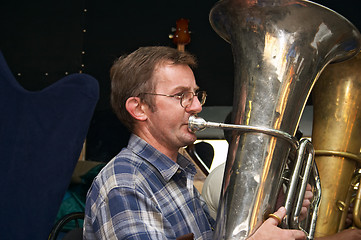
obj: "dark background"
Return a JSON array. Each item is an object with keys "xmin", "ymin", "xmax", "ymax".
[{"xmin": 1, "ymin": 0, "xmax": 359, "ymax": 162}]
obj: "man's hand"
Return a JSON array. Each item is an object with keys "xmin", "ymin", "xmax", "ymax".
[
  {"xmin": 345, "ymin": 203, "xmax": 354, "ymax": 228},
  {"xmin": 248, "ymin": 207, "xmax": 306, "ymax": 240},
  {"xmin": 276, "ymin": 183, "xmax": 313, "ymax": 222},
  {"xmin": 300, "ymin": 184, "xmax": 313, "ymax": 221}
]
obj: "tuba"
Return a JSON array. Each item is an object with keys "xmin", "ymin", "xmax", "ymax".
[
  {"xmin": 189, "ymin": 0, "xmax": 361, "ymax": 239},
  {"xmin": 312, "ymin": 52, "xmax": 361, "ymax": 237}
]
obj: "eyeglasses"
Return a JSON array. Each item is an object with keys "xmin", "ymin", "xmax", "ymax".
[{"xmin": 139, "ymin": 91, "xmax": 207, "ymax": 108}]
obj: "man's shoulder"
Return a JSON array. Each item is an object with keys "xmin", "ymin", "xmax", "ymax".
[
  {"xmin": 100, "ymin": 148, "xmax": 150, "ymax": 179},
  {"xmin": 93, "ymin": 148, "xmax": 160, "ymax": 191}
]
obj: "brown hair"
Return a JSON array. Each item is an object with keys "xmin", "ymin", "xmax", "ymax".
[{"xmin": 110, "ymin": 46, "xmax": 197, "ymax": 131}]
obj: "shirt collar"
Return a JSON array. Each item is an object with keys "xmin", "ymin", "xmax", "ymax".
[{"xmin": 128, "ymin": 134, "xmax": 197, "ymax": 182}]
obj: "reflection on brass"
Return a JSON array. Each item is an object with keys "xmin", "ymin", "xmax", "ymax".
[
  {"xmin": 313, "ymin": 52, "xmax": 361, "ymax": 237},
  {"xmin": 336, "ymin": 200, "xmax": 346, "ymax": 212}
]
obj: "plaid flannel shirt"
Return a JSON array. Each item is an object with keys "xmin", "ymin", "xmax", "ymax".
[{"xmin": 84, "ymin": 134, "xmax": 215, "ymax": 239}]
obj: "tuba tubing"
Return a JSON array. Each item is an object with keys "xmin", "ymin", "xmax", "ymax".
[
  {"xmin": 283, "ymin": 139, "xmax": 316, "ymax": 229},
  {"xmin": 354, "ymin": 175, "xmax": 361, "ymax": 228},
  {"xmin": 207, "ymin": 0, "xmax": 361, "ymax": 239},
  {"xmin": 188, "ymin": 115, "xmax": 298, "ymax": 148},
  {"xmin": 189, "ymin": 116, "xmax": 322, "ymax": 238}
]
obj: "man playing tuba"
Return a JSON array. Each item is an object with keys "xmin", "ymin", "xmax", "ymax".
[{"xmin": 84, "ymin": 46, "xmax": 313, "ymax": 240}]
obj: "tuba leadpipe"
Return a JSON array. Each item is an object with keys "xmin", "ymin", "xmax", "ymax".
[
  {"xmin": 312, "ymin": 52, "xmax": 361, "ymax": 237},
  {"xmin": 206, "ymin": 0, "xmax": 361, "ymax": 239}
]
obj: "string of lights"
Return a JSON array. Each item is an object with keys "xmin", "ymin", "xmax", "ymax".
[{"xmin": 14, "ymin": 1, "xmax": 88, "ymax": 80}]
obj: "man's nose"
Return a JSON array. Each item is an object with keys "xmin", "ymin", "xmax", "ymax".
[{"xmin": 186, "ymin": 96, "xmax": 202, "ymax": 113}]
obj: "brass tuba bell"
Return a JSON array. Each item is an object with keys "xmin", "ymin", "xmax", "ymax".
[
  {"xmin": 193, "ymin": 0, "xmax": 361, "ymax": 239},
  {"xmin": 312, "ymin": 52, "xmax": 361, "ymax": 237}
]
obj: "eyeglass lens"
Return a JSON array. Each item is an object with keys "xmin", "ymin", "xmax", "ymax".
[{"xmin": 181, "ymin": 92, "xmax": 206, "ymax": 108}]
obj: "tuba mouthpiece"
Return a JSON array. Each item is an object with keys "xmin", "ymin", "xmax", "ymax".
[{"xmin": 188, "ymin": 115, "xmax": 207, "ymax": 132}]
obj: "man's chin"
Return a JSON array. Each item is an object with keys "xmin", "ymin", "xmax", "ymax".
[
  {"xmin": 186, "ymin": 132, "xmax": 198, "ymax": 144},
  {"xmin": 180, "ymin": 130, "xmax": 197, "ymax": 146}
]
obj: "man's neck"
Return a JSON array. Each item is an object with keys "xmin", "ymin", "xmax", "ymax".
[{"xmin": 134, "ymin": 131, "xmax": 180, "ymax": 162}]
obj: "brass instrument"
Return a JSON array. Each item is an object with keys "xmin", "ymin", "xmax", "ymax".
[
  {"xmin": 190, "ymin": 0, "xmax": 361, "ymax": 239},
  {"xmin": 189, "ymin": 116, "xmax": 320, "ymax": 237},
  {"xmin": 347, "ymin": 169, "xmax": 361, "ymax": 229},
  {"xmin": 312, "ymin": 52, "xmax": 361, "ymax": 237}
]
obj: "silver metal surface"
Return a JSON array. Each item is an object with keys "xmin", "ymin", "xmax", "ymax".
[
  {"xmin": 307, "ymin": 165, "xmax": 322, "ymax": 240},
  {"xmin": 189, "ymin": 115, "xmax": 298, "ymax": 149},
  {"xmin": 206, "ymin": 0, "xmax": 361, "ymax": 239}
]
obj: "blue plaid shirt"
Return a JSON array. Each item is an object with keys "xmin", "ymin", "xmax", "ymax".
[{"xmin": 84, "ymin": 134, "xmax": 215, "ymax": 239}]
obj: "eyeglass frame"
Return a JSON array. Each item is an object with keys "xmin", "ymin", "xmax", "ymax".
[{"xmin": 138, "ymin": 91, "xmax": 207, "ymax": 108}]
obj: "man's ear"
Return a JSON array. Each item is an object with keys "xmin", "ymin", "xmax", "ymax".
[{"xmin": 125, "ymin": 97, "xmax": 147, "ymax": 121}]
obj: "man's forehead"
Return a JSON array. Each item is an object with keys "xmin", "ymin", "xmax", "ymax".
[{"xmin": 153, "ymin": 63, "xmax": 197, "ymax": 86}]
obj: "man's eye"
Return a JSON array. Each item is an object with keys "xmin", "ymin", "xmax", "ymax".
[{"xmin": 174, "ymin": 92, "xmax": 184, "ymax": 97}]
